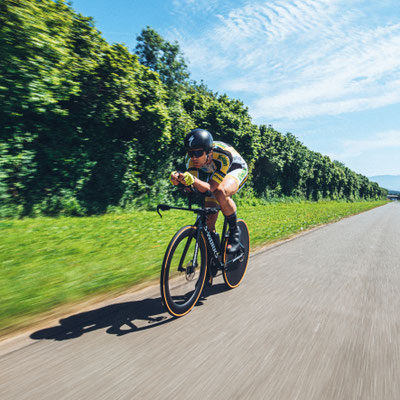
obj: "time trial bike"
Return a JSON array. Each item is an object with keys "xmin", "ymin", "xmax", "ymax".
[{"xmin": 157, "ymin": 197, "xmax": 250, "ymax": 317}]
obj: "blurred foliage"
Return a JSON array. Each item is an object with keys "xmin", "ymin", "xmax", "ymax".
[{"xmin": 0, "ymin": 0, "xmax": 388, "ymax": 218}]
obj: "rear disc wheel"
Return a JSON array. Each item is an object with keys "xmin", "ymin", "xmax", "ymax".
[{"xmin": 223, "ymin": 219, "xmax": 250, "ymax": 289}]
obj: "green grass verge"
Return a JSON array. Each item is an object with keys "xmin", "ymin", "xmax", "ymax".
[{"xmin": 0, "ymin": 200, "xmax": 387, "ymax": 334}]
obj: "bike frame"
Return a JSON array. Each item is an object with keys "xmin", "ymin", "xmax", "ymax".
[
  {"xmin": 157, "ymin": 204, "xmax": 245, "ymax": 270},
  {"xmin": 194, "ymin": 210, "xmax": 227, "ymax": 270}
]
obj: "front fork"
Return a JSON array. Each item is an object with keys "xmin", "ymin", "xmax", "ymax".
[
  {"xmin": 190, "ymin": 223, "xmax": 202, "ymax": 273},
  {"xmin": 178, "ymin": 218, "xmax": 203, "ymax": 276}
]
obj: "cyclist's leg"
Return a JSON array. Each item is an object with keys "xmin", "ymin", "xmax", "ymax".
[
  {"xmin": 213, "ymin": 168, "xmax": 248, "ymax": 253},
  {"xmin": 212, "ymin": 167, "xmax": 248, "ymax": 214},
  {"xmin": 213, "ymin": 177, "xmax": 238, "ymax": 213},
  {"xmin": 213, "ymin": 178, "xmax": 240, "ymax": 252},
  {"xmin": 204, "ymin": 198, "xmax": 219, "ymax": 232}
]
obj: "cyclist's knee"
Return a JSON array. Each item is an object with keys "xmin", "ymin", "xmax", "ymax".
[
  {"xmin": 214, "ymin": 178, "xmax": 238, "ymax": 202},
  {"xmin": 213, "ymin": 187, "xmax": 227, "ymax": 203}
]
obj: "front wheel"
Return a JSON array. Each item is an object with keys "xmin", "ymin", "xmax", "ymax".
[
  {"xmin": 160, "ymin": 225, "xmax": 207, "ymax": 317},
  {"xmin": 223, "ymin": 219, "xmax": 250, "ymax": 289}
]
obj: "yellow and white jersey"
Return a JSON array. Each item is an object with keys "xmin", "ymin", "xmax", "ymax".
[{"xmin": 186, "ymin": 141, "xmax": 248, "ymax": 186}]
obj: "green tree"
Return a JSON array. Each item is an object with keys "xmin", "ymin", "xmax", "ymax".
[
  {"xmin": 0, "ymin": 1, "xmax": 171, "ymax": 215},
  {"xmin": 135, "ymin": 26, "xmax": 190, "ymax": 92}
]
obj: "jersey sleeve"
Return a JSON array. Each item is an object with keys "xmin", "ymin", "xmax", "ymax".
[{"xmin": 210, "ymin": 152, "xmax": 231, "ymax": 184}]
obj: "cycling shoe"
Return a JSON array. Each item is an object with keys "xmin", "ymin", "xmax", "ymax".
[{"xmin": 227, "ymin": 227, "xmax": 241, "ymax": 254}]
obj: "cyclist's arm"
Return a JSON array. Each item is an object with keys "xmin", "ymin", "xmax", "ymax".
[
  {"xmin": 208, "ymin": 151, "xmax": 231, "ymax": 187},
  {"xmin": 177, "ymin": 151, "xmax": 230, "ymax": 193},
  {"xmin": 175, "ymin": 172, "xmax": 218, "ymax": 194},
  {"xmin": 170, "ymin": 156, "xmax": 199, "ymax": 185},
  {"xmin": 192, "ymin": 177, "xmax": 218, "ymax": 193}
]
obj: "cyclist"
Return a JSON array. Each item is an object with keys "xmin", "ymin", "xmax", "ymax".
[{"xmin": 170, "ymin": 128, "xmax": 248, "ymax": 254}]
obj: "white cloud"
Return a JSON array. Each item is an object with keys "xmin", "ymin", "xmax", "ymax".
[
  {"xmin": 214, "ymin": 0, "xmax": 346, "ymax": 45},
  {"xmin": 252, "ymin": 77, "xmax": 400, "ymax": 119},
  {"xmin": 329, "ymin": 130, "xmax": 400, "ymax": 160},
  {"xmin": 175, "ymin": 0, "xmax": 400, "ymax": 120}
]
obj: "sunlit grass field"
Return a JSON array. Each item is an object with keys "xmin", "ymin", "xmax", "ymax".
[{"xmin": 0, "ymin": 200, "xmax": 387, "ymax": 334}]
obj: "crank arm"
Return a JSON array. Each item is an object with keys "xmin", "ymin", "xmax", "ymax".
[{"xmin": 224, "ymin": 251, "xmax": 245, "ymax": 269}]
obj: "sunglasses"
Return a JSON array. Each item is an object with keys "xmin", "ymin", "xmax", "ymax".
[{"xmin": 187, "ymin": 149, "xmax": 205, "ymax": 158}]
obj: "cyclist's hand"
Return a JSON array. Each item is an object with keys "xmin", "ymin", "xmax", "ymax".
[
  {"xmin": 180, "ymin": 171, "xmax": 195, "ymax": 186},
  {"xmin": 169, "ymin": 171, "xmax": 180, "ymax": 186}
]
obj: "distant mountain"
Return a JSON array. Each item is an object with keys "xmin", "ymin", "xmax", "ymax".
[{"xmin": 369, "ymin": 175, "xmax": 400, "ymax": 191}]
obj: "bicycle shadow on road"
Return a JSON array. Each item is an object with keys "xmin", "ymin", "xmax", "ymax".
[{"xmin": 30, "ymin": 283, "xmax": 227, "ymax": 342}]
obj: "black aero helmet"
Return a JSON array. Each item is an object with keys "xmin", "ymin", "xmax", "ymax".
[{"xmin": 184, "ymin": 129, "xmax": 213, "ymax": 154}]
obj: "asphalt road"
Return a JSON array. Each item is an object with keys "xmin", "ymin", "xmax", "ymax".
[{"xmin": 1, "ymin": 202, "xmax": 400, "ymax": 400}]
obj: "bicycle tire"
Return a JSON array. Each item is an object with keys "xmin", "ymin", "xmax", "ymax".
[
  {"xmin": 222, "ymin": 219, "xmax": 250, "ymax": 289},
  {"xmin": 160, "ymin": 225, "xmax": 207, "ymax": 317}
]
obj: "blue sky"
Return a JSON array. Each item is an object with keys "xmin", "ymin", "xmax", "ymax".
[{"xmin": 71, "ymin": 0, "xmax": 400, "ymax": 177}]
